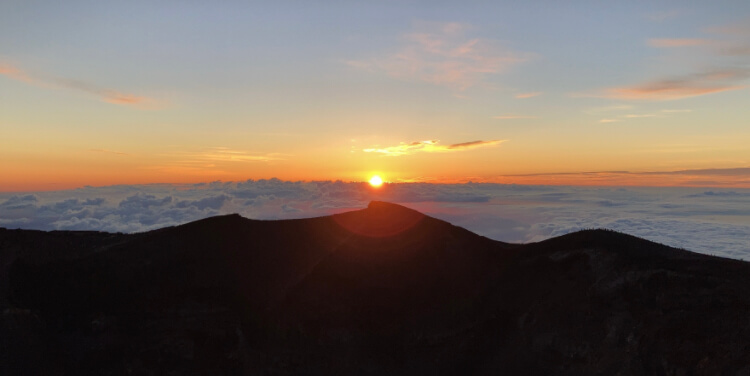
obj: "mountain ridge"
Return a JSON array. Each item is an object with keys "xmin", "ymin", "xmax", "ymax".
[{"xmin": 2, "ymin": 201, "xmax": 750, "ymax": 375}]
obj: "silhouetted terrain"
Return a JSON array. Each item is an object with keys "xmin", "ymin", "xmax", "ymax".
[{"xmin": 2, "ymin": 201, "xmax": 750, "ymax": 375}]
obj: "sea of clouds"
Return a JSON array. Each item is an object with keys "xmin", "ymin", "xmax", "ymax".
[{"xmin": 2, "ymin": 179, "xmax": 749, "ymax": 260}]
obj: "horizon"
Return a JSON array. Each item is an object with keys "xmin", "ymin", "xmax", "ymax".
[
  {"xmin": 2, "ymin": 179, "xmax": 749, "ymax": 260},
  {"xmin": 2, "ymin": 2, "xmax": 749, "ymax": 259},
  {"xmin": 2, "ymin": 1, "xmax": 750, "ymax": 191},
  {"xmin": 3, "ymin": 167, "xmax": 750, "ymax": 192}
]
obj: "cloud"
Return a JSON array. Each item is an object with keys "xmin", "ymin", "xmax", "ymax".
[
  {"xmin": 119, "ymin": 194, "xmax": 173, "ymax": 210},
  {"xmin": 1, "ymin": 180, "xmax": 497, "ymax": 232},
  {"xmin": 447, "ymin": 140, "xmax": 502, "ymax": 149},
  {"xmin": 347, "ymin": 22, "xmax": 529, "ymax": 90},
  {"xmin": 150, "ymin": 147, "xmax": 286, "ymax": 175},
  {"xmin": 705, "ymin": 19, "xmax": 750, "ymax": 57},
  {"xmin": 195, "ymin": 147, "xmax": 285, "ymax": 163},
  {"xmin": 592, "ymin": 20, "xmax": 750, "ymax": 101},
  {"xmin": 1, "ymin": 181, "xmax": 749, "ymax": 260},
  {"xmin": 0, "ymin": 195, "xmax": 38, "ymax": 210},
  {"xmin": 0, "ymin": 64, "xmax": 33, "ymax": 83},
  {"xmin": 654, "ymin": 167, "xmax": 750, "ymax": 176},
  {"xmin": 0, "ymin": 62, "xmax": 155, "ymax": 108},
  {"xmin": 603, "ymin": 69, "xmax": 748, "ymax": 100},
  {"xmin": 363, "ymin": 139, "xmax": 504, "ymax": 156},
  {"xmin": 515, "ymin": 92, "xmax": 542, "ymax": 99},
  {"xmin": 599, "ymin": 110, "xmax": 689, "ymax": 123},
  {"xmin": 704, "ymin": 19, "xmax": 750, "ymax": 37},
  {"xmin": 647, "ymin": 38, "xmax": 711, "ymax": 47},
  {"xmin": 50, "ymin": 77, "xmax": 151, "ymax": 106},
  {"xmin": 684, "ymin": 190, "xmax": 750, "ymax": 198},
  {"xmin": 175, "ymin": 194, "xmax": 230, "ymax": 210}
]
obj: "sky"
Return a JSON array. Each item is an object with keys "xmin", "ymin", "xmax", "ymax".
[{"xmin": 2, "ymin": 1, "xmax": 750, "ymax": 191}]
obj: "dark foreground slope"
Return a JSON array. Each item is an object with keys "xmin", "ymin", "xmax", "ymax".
[{"xmin": 2, "ymin": 201, "xmax": 750, "ymax": 375}]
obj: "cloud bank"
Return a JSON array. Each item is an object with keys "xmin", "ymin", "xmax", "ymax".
[{"xmin": 2, "ymin": 180, "xmax": 749, "ymax": 261}]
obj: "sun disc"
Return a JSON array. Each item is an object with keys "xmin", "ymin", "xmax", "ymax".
[{"xmin": 369, "ymin": 175, "xmax": 383, "ymax": 187}]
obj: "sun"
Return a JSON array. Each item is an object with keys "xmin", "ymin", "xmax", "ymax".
[{"xmin": 369, "ymin": 175, "xmax": 383, "ymax": 187}]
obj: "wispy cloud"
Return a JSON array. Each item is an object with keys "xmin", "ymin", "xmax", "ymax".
[
  {"xmin": 705, "ymin": 19, "xmax": 750, "ymax": 56},
  {"xmin": 603, "ymin": 69, "xmax": 747, "ymax": 100},
  {"xmin": 0, "ymin": 64, "xmax": 33, "ymax": 82},
  {"xmin": 599, "ymin": 110, "xmax": 688, "ymax": 123},
  {"xmin": 52, "ymin": 77, "xmax": 150, "ymax": 106},
  {"xmin": 191, "ymin": 147, "xmax": 285, "ymax": 163},
  {"xmin": 446, "ymin": 140, "xmax": 503, "ymax": 149},
  {"xmin": 347, "ymin": 22, "xmax": 529, "ymax": 90},
  {"xmin": 0, "ymin": 62, "xmax": 156, "ymax": 108},
  {"xmin": 153, "ymin": 147, "xmax": 286, "ymax": 175},
  {"xmin": 704, "ymin": 20, "xmax": 750, "ymax": 37},
  {"xmin": 493, "ymin": 115, "xmax": 537, "ymax": 119},
  {"xmin": 647, "ymin": 38, "xmax": 711, "ymax": 47},
  {"xmin": 652, "ymin": 167, "xmax": 750, "ymax": 177},
  {"xmin": 648, "ymin": 36, "xmax": 750, "ymax": 57},
  {"xmin": 363, "ymin": 139, "xmax": 504, "ymax": 156},
  {"xmin": 591, "ymin": 20, "xmax": 750, "ymax": 101},
  {"xmin": 497, "ymin": 167, "xmax": 750, "ymax": 188},
  {"xmin": 515, "ymin": 92, "xmax": 542, "ymax": 99}
]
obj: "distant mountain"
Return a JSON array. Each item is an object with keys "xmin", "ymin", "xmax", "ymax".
[{"xmin": 2, "ymin": 201, "xmax": 750, "ymax": 375}]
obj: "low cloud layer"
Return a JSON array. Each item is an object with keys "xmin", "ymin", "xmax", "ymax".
[{"xmin": 2, "ymin": 180, "xmax": 749, "ymax": 260}]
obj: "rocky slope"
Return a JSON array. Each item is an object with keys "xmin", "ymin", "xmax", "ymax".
[{"xmin": 2, "ymin": 201, "xmax": 749, "ymax": 375}]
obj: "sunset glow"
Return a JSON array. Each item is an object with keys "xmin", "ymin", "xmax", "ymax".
[
  {"xmin": 1, "ymin": 2, "xmax": 749, "ymax": 192},
  {"xmin": 369, "ymin": 175, "xmax": 384, "ymax": 187}
]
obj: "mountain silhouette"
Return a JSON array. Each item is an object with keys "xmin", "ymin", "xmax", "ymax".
[{"xmin": 2, "ymin": 201, "xmax": 750, "ymax": 375}]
